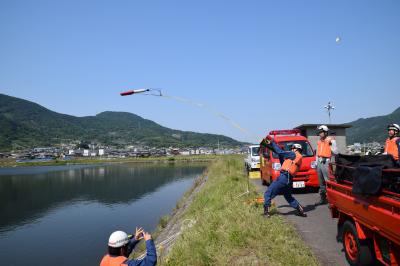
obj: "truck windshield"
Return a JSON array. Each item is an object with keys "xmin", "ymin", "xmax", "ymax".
[
  {"xmin": 251, "ymin": 147, "xmax": 260, "ymax": 156},
  {"xmin": 272, "ymin": 140, "xmax": 314, "ymax": 158}
]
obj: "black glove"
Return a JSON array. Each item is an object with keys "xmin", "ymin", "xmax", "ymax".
[{"xmin": 261, "ymin": 139, "xmax": 272, "ymax": 149}]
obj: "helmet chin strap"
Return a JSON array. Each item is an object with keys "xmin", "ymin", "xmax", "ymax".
[
  {"xmin": 122, "ymin": 245, "xmax": 129, "ymax": 257},
  {"xmin": 389, "ymin": 133, "xmax": 397, "ymax": 139}
]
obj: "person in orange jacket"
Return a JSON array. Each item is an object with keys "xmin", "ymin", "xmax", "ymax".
[
  {"xmin": 261, "ymin": 137, "xmax": 307, "ymax": 218},
  {"xmin": 384, "ymin": 124, "xmax": 400, "ymax": 166},
  {"xmin": 315, "ymin": 125, "xmax": 338, "ymax": 205},
  {"xmin": 100, "ymin": 227, "xmax": 157, "ymax": 266}
]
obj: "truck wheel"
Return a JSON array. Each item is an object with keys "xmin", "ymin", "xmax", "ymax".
[
  {"xmin": 262, "ymin": 178, "xmax": 271, "ymax": 186},
  {"xmin": 260, "ymin": 172, "xmax": 269, "ymax": 186},
  {"xmin": 342, "ymin": 221, "xmax": 375, "ymax": 266}
]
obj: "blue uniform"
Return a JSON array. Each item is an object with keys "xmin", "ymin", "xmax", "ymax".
[
  {"xmin": 124, "ymin": 239, "xmax": 157, "ymax": 266},
  {"xmin": 264, "ymin": 141, "xmax": 300, "ymax": 209}
]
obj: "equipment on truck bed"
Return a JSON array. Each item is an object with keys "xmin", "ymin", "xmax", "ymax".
[{"xmin": 334, "ymin": 154, "xmax": 400, "ymax": 194}]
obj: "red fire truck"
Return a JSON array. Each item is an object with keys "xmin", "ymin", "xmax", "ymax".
[
  {"xmin": 327, "ymin": 154, "xmax": 400, "ymax": 265},
  {"xmin": 259, "ymin": 129, "xmax": 319, "ymax": 189}
]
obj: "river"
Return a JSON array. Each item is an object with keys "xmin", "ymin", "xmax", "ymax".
[{"xmin": 0, "ymin": 162, "xmax": 207, "ymax": 266}]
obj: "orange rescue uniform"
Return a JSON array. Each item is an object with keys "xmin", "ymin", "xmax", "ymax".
[
  {"xmin": 281, "ymin": 151, "xmax": 302, "ymax": 176},
  {"xmin": 385, "ymin": 137, "xmax": 399, "ymax": 161},
  {"xmin": 100, "ymin": 255, "xmax": 127, "ymax": 266},
  {"xmin": 317, "ymin": 137, "xmax": 333, "ymax": 158}
]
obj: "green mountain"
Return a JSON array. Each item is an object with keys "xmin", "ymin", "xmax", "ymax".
[
  {"xmin": 347, "ymin": 107, "xmax": 400, "ymax": 144},
  {"xmin": 0, "ymin": 93, "xmax": 243, "ymax": 151}
]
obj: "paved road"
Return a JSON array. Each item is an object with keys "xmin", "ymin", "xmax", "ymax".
[{"xmin": 251, "ymin": 179, "xmax": 349, "ymax": 266}]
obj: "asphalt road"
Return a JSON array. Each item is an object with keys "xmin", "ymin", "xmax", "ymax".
[{"xmin": 251, "ymin": 179, "xmax": 349, "ymax": 266}]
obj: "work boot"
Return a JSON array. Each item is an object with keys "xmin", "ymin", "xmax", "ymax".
[
  {"xmin": 263, "ymin": 206, "xmax": 270, "ymax": 218},
  {"xmin": 315, "ymin": 193, "xmax": 328, "ymax": 206},
  {"xmin": 296, "ymin": 204, "xmax": 307, "ymax": 217}
]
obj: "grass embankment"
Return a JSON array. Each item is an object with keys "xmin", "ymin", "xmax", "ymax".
[
  {"xmin": 0, "ymin": 154, "xmax": 219, "ymax": 168},
  {"xmin": 163, "ymin": 155, "xmax": 319, "ymax": 265}
]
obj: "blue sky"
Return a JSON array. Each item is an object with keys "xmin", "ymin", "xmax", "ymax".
[{"xmin": 1, "ymin": 0, "xmax": 399, "ymax": 143}]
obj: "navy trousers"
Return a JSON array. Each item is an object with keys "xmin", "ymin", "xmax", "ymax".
[{"xmin": 264, "ymin": 172, "xmax": 299, "ymax": 209}]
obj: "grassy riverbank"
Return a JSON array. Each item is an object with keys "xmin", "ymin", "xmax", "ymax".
[
  {"xmin": 163, "ymin": 155, "xmax": 319, "ymax": 265},
  {"xmin": 0, "ymin": 154, "xmax": 219, "ymax": 168}
]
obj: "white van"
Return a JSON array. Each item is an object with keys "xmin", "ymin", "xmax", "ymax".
[{"xmin": 244, "ymin": 145, "xmax": 260, "ymax": 171}]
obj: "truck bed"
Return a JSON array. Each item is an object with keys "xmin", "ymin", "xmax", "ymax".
[{"xmin": 327, "ymin": 178, "xmax": 400, "ymax": 245}]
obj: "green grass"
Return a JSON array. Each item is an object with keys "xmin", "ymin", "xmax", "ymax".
[
  {"xmin": 163, "ymin": 155, "xmax": 319, "ymax": 266},
  {"xmin": 0, "ymin": 154, "xmax": 219, "ymax": 168}
]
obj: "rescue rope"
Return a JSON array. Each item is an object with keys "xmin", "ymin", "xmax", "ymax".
[
  {"xmin": 141, "ymin": 88, "xmax": 163, "ymax": 97},
  {"xmin": 135, "ymin": 218, "xmax": 197, "ymax": 260},
  {"xmin": 161, "ymin": 94, "xmax": 261, "ymax": 143}
]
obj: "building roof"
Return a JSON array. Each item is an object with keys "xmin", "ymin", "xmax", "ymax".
[{"xmin": 295, "ymin": 124, "xmax": 352, "ymax": 129}]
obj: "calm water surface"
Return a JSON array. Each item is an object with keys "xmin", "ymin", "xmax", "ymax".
[{"xmin": 0, "ymin": 162, "xmax": 207, "ymax": 266}]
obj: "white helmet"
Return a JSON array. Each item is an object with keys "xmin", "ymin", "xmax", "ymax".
[
  {"xmin": 108, "ymin": 231, "xmax": 129, "ymax": 248},
  {"xmin": 317, "ymin": 125, "xmax": 329, "ymax": 132},
  {"xmin": 388, "ymin": 123, "xmax": 400, "ymax": 132},
  {"xmin": 291, "ymin": 143, "xmax": 303, "ymax": 151}
]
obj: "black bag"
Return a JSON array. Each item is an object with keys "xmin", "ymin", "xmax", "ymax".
[
  {"xmin": 352, "ymin": 165, "xmax": 383, "ymax": 195},
  {"xmin": 335, "ymin": 154, "xmax": 399, "ymax": 194},
  {"xmin": 335, "ymin": 154, "xmax": 395, "ymax": 182}
]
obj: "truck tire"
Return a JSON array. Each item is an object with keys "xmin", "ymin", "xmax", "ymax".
[
  {"xmin": 342, "ymin": 221, "xmax": 375, "ymax": 266},
  {"xmin": 262, "ymin": 178, "xmax": 268, "ymax": 186},
  {"xmin": 262, "ymin": 178, "xmax": 271, "ymax": 186},
  {"xmin": 260, "ymin": 171, "xmax": 269, "ymax": 186}
]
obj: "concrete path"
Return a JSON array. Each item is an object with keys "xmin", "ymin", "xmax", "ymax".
[{"xmin": 251, "ymin": 179, "xmax": 349, "ymax": 266}]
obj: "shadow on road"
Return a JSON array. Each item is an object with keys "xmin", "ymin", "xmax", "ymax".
[{"xmin": 277, "ymin": 203, "xmax": 317, "ymax": 215}]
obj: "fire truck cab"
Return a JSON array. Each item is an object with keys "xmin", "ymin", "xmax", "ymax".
[{"xmin": 259, "ymin": 129, "xmax": 319, "ymax": 189}]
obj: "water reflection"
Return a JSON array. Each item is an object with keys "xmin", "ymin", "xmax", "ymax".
[{"xmin": 0, "ymin": 163, "xmax": 206, "ymax": 233}]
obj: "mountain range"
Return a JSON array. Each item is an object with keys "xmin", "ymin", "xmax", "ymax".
[
  {"xmin": 0, "ymin": 93, "xmax": 243, "ymax": 151},
  {"xmin": 346, "ymin": 106, "xmax": 400, "ymax": 144},
  {"xmin": 1, "ymin": 93, "xmax": 399, "ymax": 151}
]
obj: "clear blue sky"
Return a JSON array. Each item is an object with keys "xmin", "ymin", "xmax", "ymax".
[{"xmin": 1, "ymin": 0, "xmax": 399, "ymax": 143}]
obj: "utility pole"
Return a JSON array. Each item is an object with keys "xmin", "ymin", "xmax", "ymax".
[{"xmin": 324, "ymin": 102, "xmax": 335, "ymax": 124}]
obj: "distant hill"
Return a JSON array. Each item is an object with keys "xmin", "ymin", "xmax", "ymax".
[
  {"xmin": 0, "ymin": 93, "xmax": 243, "ymax": 151},
  {"xmin": 347, "ymin": 107, "xmax": 400, "ymax": 144}
]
